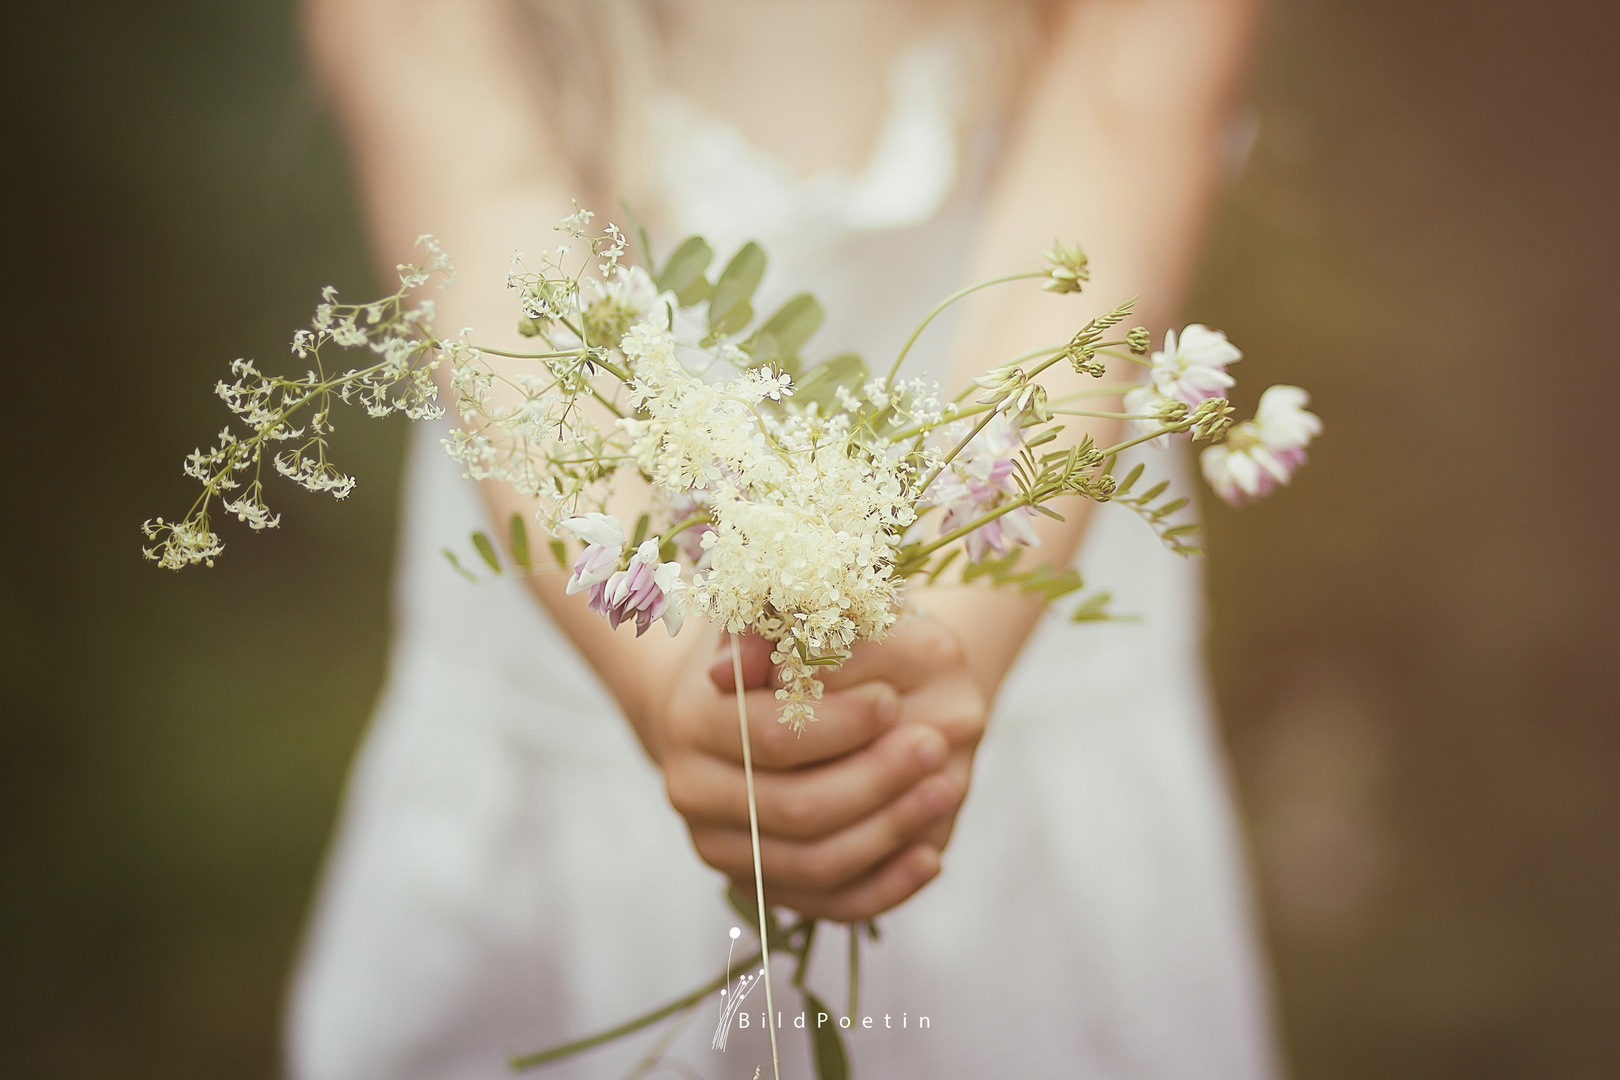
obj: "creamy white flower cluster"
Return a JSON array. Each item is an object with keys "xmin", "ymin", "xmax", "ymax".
[{"xmin": 617, "ymin": 325, "xmax": 917, "ymax": 730}]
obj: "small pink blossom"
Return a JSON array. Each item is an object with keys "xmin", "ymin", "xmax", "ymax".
[
  {"xmin": 933, "ymin": 415, "xmax": 1042, "ymax": 563},
  {"xmin": 1200, "ymin": 385, "xmax": 1322, "ymax": 505},
  {"xmin": 589, "ymin": 540, "xmax": 685, "ymax": 636}
]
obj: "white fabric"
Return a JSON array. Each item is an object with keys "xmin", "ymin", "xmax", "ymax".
[{"xmin": 288, "ymin": 39, "xmax": 1277, "ymax": 1080}]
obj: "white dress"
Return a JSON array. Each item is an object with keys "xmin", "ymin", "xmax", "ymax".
[{"xmin": 288, "ymin": 39, "xmax": 1277, "ymax": 1080}]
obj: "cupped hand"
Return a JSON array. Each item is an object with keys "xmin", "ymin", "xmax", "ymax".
[{"xmin": 648, "ymin": 614, "xmax": 987, "ymax": 922}]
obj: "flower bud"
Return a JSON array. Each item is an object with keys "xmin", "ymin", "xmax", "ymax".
[
  {"xmin": 1127, "ymin": 326, "xmax": 1152, "ymax": 355},
  {"xmin": 1009, "ymin": 383, "xmax": 1051, "ymax": 428},
  {"xmin": 1189, "ymin": 398, "xmax": 1236, "ymax": 441},
  {"xmin": 972, "ymin": 365, "xmax": 1024, "ymax": 407},
  {"xmin": 1042, "ymin": 239, "xmax": 1090, "ymax": 294}
]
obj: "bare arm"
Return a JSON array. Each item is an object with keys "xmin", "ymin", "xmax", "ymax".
[{"xmin": 916, "ymin": 0, "xmax": 1260, "ymax": 698}]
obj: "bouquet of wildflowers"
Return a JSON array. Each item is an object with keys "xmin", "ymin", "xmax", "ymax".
[{"xmin": 145, "ymin": 207, "xmax": 1319, "ymax": 1079}]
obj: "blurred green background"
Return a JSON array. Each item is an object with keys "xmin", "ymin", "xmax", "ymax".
[{"xmin": 2, "ymin": 1, "xmax": 1616, "ymax": 1077}]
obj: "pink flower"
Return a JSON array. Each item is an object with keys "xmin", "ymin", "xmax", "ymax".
[
  {"xmin": 588, "ymin": 540, "xmax": 685, "ymax": 636},
  {"xmin": 1200, "ymin": 385, "xmax": 1322, "ymax": 505},
  {"xmin": 933, "ymin": 415, "xmax": 1042, "ymax": 563}
]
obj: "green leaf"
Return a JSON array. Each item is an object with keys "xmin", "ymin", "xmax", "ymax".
[
  {"xmin": 1161, "ymin": 522, "xmax": 1201, "ymax": 538},
  {"xmin": 744, "ymin": 293, "xmax": 824, "ymax": 366},
  {"xmin": 655, "ymin": 235, "xmax": 714, "ymax": 306},
  {"xmin": 802, "ymin": 990, "xmax": 850, "ymax": 1080},
  {"xmin": 471, "ymin": 530, "xmax": 502, "ymax": 574},
  {"xmin": 1020, "ymin": 566, "xmax": 1086, "ymax": 602},
  {"xmin": 1136, "ymin": 480, "xmax": 1170, "ymax": 504},
  {"xmin": 708, "ymin": 241, "xmax": 767, "ymax": 334},
  {"xmin": 630, "ymin": 513, "xmax": 650, "ymax": 547},
  {"xmin": 440, "ymin": 547, "xmax": 479, "ymax": 582},
  {"xmin": 1070, "ymin": 590, "xmax": 1115, "ymax": 622},
  {"xmin": 1153, "ymin": 497, "xmax": 1189, "ymax": 519},
  {"xmin": 1115, "ymin": 462, "xmax": 1145, "ymax": 496},
  {"xmin": 793, "ymin": 352, "xmax": 869, "ymax": 413},
  {"xmin": 548, "ymin": 539, "xmax": 569, "ymax": 569},
  {"xmin": 962, "ymin": 549, "xmax": 1021, "ymax": 584},
  {"xmin": 508, "ymin": 513, "xmax": 532, "ymax": 573}
]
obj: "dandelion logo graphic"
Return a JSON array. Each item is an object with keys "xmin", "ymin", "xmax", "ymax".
[{"xmin": 712, "ymin": 926, "xmax": 766, "ymax": 1052}]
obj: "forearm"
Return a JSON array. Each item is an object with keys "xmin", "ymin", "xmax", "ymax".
[{"xmin": 925, "ymin": 0, "xmax": 1259, "ymax": 700}]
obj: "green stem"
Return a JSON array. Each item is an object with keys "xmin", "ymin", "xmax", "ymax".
[
  {"xmin": 661, "ymin": 511, "xmax": 713, "ymax": 546},
  {"xmin": 508, "ymin": 950, "xmax": 762, "ymax": 1070},
  {"xmin": 792, "ymin": 920, "xmax": 818, "ymax": 989},
  {"xmin": 469, "ymin": 345, "xmax": 591, "ymax": 361},
  {"xmin": 949, "ymin": 344, "xmax": 1067, "ymax": 404},
  {"xmin": 883, "ymin": 271, "xmax": 1047, "ymax": 391},
  {"xmin": 899, "ymin": 496, "xmax": 1033, "ymax": 573},
  {"xmin": 915, "ymin": 408, "xmax": 998, "ymax": 500},
  {"xmin": 886, "ymin": 400, "xmax": 995, "ymax": 444},
  {"xmin": 1096, "ymin": 421, "xmax": 1190, "ymax": 458}
]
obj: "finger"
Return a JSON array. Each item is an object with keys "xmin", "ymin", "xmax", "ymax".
[
  {"xmin": 665, "ymin": 722, "xmax": 950, "ymax": 838},
  {"xmin": 688, "ymin": 772, "xmax": 960, "ymax": 891},
  {"xmin": 760, "ymin": 844, "xmax": 943, "ymax": 923},
  {"xmin": 895, "ymin": 673, "xmax": 988, "ymax": 749},
  {"xmin": 684, "ymin": 681, "xmax": 902, "ymax": 769},
  {"xmin": 706, "ymin": 633, "xmax": 775, "ymax": 692},
  {"xmin": 818, "ymin": 617, "xmax": 965, "ymax": 694}
]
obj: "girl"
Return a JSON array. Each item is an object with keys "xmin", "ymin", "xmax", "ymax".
[{"xmin": 290, "ymin": 2, "xmax": 1276, "ymax": 1076}]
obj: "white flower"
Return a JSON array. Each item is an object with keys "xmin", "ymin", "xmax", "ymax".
[
  {"xmin": 1200, "ymin": 385, "xmax": 1322, "ymax": 505},
  {"xmin": 560, "ymin": 513, "xmax": 626, "ymax": 595},
  {"xmin": 1123, "ymin": 324, "xmax": 1242, "ymax": 440},
  {"xmin": 1149, "ymin": 324, "xmax": 1240, "ymax": 406},
  {"xmin": 559, "ymin": 512, "xmax": 625, "ymax": 550}
]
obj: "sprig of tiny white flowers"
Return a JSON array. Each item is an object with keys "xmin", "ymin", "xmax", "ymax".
[{"xmin": 142, "ymin": 239, "xmax": 452, "ymax": 569}]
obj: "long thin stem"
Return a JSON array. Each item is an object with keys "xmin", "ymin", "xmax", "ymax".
[
  {"xmin": 733, "ymin": 635, "xmax": 782, "ymax": 1080},
  {"xmin": 508, "ymin": 950, "xmax": 762, "ymax": 1070},
  {"xmin": 1050, "ymin": 409, "xmax": 1159, "ymax": 420},
  {"xmin": 1096, "ymin": 421, "xmax": 1189, "ymax": 459},
  {"xmin": 882, "ymin": 271, "xmax": 1047, "ymax": 390}
]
